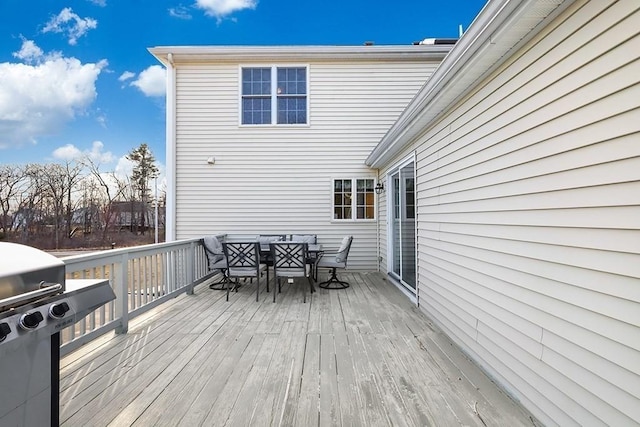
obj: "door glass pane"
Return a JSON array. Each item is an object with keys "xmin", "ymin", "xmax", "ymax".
[
  {"xmin": 391, "ymin": 174, "xmax": 401, "ymax": 277},
  {"xmin": 389, "ymin": 161, "xmax": 416, "ymax": 291},
  {"xmin": 400, "ymin": 163, "xmax": 416, "ymax": 289}
]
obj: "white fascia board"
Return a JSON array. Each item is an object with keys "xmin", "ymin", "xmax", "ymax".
[
  {"xmin": 147, "ymin": 45, "xmax": 452, "ymax": 65},
  {"xmin": 365, "ymin": 0, "xmax": 572, "ymax": 168}
]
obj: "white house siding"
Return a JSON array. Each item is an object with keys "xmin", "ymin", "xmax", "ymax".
[
  {"xmin": 173, "ymin": 59, "xmax": 438, "ymax": 270},
  {"xmin": 382, "ymin": 1, "xmax": 639, "ymax": 425}
]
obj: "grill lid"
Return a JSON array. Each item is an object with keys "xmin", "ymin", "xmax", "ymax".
[{"xmin": 0, "ymin": 242, "xmax": 66, "ymax": 303}]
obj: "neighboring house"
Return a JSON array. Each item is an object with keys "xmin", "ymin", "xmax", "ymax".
[
  {"xmin": 151, "ymin": 0, "xmax": 640, "ymax": 425},
  {"xmin": 108, "ymin": 201, "xmax": 155, "ymax": 232},
  {"xmin": 70, "ymin": 205, "xmax": 102, "ymax": 235},
  {"xmin": 10, "ymin": 208, "xmax": 42, "ymax": 231}
]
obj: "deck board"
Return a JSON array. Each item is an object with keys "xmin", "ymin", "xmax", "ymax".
[{"xmin": 60, "ymin": 272, "xmax": 535, "ymax": 426}]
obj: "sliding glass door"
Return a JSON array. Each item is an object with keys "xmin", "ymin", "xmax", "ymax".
[{"xmin": 388, "ymin": 159, "xmax": 416, "ymax": 291}]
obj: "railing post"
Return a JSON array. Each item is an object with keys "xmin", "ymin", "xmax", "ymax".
[
  {"xmin": 115, "ymin": 252, "xmax": 129, "ymax": 334},
  {"xmin": 186, "ymin": 242, "xmax": 195, "ymax": 295}
]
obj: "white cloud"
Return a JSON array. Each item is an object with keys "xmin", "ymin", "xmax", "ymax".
[
  {"xmin": 169, "ymin": 5, "xmax": 192, "ymax": 19},
  {"xmin": 115, "ymin": 155, "xmax": 135, "ymax": 178},
  {"xmin": 195, "ymin": 0, "xmax": 257, "ymax": 21},
  {"xmin": 52, "ymin": 144, "xmax": 82, "ymax": 160},
  {"xmin": 96, "ymin": 59, "xmax": 109, "ymax": 69},
  {"xmin": 88, "ymin": 141, "xmax": 115, "ymax": 163},
  {"xmin": 53, "ymin": 141, "xmax": 115, "ymax": 163},
  {"xmin": 87, "ymin": 0, "xmax": 107, "ymax": 6},
  {"xmin": 0, "ymin": 40, "xmax": 105, "ymax": 147},
  {"xmin": 118, "ymin": 71, "xmax": 135, "ymax": 82},
  {"xmin": 96, "ymin": 113, "xmax": 107, "ymax": 128},
  {"xmin": 130, "ymin": 65, "xmax": 166, "ymax": 97},
  {"xmin": 42, "ymin": 7, "xmax": 98, "ymax": 45},
  {"xmin": 12, "ymin": 38, "xmax": 43, "ymax": 63}
]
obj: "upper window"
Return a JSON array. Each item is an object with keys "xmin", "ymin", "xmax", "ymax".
[
  {"xmin": 333, "ymin": 178, "xmax": 376, "ymax": 220},
  {"xmin": 241, "ymin": 66, "xmax": 308, "ymax": 125}
]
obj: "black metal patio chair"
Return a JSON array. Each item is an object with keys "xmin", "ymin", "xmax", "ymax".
[
  {"xmin": 203, "ymin": 235, "xmax": 228, "ymax": 290},
  {"xmin": 222, "ymin": 241, "xmax": 268, "ymax": 302},
  {"xmin": 270, "ymin": 241, "xmax": 316, "ymax": 303},
  {"xmin": 289, "ymin": 234, "xmax": 320, "ymax": 280},
  {"xmin": 257, "ymin": 234, "xmax": 286, "ymax": 291},
  {"xmin": 317, "ymin": 235, "xmax": 353, "ymax": 289}
]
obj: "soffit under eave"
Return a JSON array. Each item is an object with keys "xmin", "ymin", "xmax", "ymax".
[{"xmin": 365, "ymin": 0, "xmax": 573, "ymax": 169}]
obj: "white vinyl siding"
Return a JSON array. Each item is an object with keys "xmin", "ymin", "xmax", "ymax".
[
  {"xmin": 174, "ymin": 60, "xmax": 438, "ymax": 270},
  {"xmin": 381, "ymin": 1, "xmax": 640, "ymax": 425}
]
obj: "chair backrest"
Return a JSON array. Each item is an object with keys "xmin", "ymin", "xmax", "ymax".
[
  {"xmin": 270, "ymin": 242, "xmax": 308, "ymax": 278},
  {"xmin": 203, "ymin": 235, "xmax": 224, "ymax": 268},
  {"xmin": 222, "ymin": 241, "xmax": 261, "ymax": 277},
  {"xmin": 258, "ymin": 234, "xmax": 286, "ymax": 252},
  {"xmin": 335, "ymin": 236, "xmax": 353, "ymax": 264},
  {"xmin": 258, "ymin": 234, "xmax": 286, "ymax": 243},
  {"xmin": 289, "ymin": 234, "xmax": 317, "ymax": 244}
]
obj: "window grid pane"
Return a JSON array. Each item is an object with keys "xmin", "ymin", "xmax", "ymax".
[
  {"xmin": 277, "ymin": 67, "xmax": 307, "ymax": 124},
  {"xmin": 356, "ymin": 179, "xmax": 375, "ymax": 219},
  {"xmin": 242, "ymin": 97, "xmax": 271, "ymax": 125},
  {"xmin": 242, "ymin": 68, "xmax": 271, "ymax": 95},
  {"xmin": 333, "ymin": 179, "xmax": 352, "ymax": 220},
  {"xmin": 277, "ymin": 97, "xmax": 307, "ymax": 124},
  {"xmin": 277, "ymin": 67, "xmax": 306, "ymax": 95},
  {"xmin": 242, "ymin": 67, "xmax": 272, "ymax": 124},
  {"xmin": 334, "ymin": 178, "xmax": 375, "ymax": 220},
  {"xmin": 242, "ymin": 66, "xmax": 307, "ymax": 125}
]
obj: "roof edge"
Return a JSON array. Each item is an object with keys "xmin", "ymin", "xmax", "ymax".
[
  {"xmin": 149, "ymin": 44, "xmax": 454, "ymax": 65},
  {"xmin": 365, "ymin": 0, "xmax": 573, "ymax": 168}
]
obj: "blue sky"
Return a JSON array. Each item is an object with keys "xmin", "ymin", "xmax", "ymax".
[{"xmin": 0, "ymin": 0, "xmax": 486, "ymax": 175}]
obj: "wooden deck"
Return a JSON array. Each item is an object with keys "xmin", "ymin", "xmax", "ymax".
[{"xmin": 60, "ymin": 272, "xmax": 536, "ymax": 426}]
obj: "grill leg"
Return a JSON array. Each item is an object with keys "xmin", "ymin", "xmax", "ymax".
[{"xmin": 51, "ymin": 332, "xmax": 60, "ymax": 427}]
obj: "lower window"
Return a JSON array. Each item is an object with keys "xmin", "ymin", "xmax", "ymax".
[{"xmin": 333, "ymin": 178, "xmax": 375, "ymax": 220}]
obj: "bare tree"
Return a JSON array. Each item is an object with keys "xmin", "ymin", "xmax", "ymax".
[
  {"xmin": 39, "ymin": 162, "xmax": 83, "ymax": 248},
  {"xmin": 0, "ymin": 164, "xmax": 25, "ymax": 237},
  {"xmin": 64, "ymin": 161, "xmax": 84, "ymax": 240},
  {"xmin": 16, "ymin": 164, "xmax": 47, "ymax": 242},
  {"xmin": 1, "ymin": 152, "xmax": 164, "ymax": 248},
  {"xmin": 82, "ymin": 157, "xmax": 128, "ymax": 243}
]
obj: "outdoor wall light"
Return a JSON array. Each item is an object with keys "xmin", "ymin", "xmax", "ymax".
[
  {"xmin": 375, "ymin": 182, "xmax": 385, "ymax": 194},
  {"xmin": 206, "ymin": 157, "xmax": 216, "ymax": 165}
]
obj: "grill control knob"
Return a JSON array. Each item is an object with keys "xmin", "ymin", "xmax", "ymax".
[
  {"xmin": 0, "ymin": 322, "xmax": 11, "ymax": 342},
  {"xmin": 49, "ymin": 302, "xmax": 70, "ymax": 319},
  {"xmin": 19, "ymin": 311, "xmax": 44, "ymax": 330}
]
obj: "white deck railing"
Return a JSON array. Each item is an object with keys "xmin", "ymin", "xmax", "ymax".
[{"xmin": 59, "ymin": 237, "xmax": 221, "ymax": 356}]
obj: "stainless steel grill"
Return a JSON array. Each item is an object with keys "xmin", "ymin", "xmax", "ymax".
[{"xmin": 0, "ymin": 242, "xmax": 115, "ymax": 427}]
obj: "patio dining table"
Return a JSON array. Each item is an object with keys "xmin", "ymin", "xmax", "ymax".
[
  {"xmin": 259, "ymin": 243, "xmax": 322, "ymax": 255},
  {"xmin": 259, "ymin": 243, "xmax": 323, "ymax": 281}
]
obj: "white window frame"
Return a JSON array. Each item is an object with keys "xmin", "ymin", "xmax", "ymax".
[
  {"xmin": 330, "ymin": 177, "xmax": 378, "ymax": 222},
  {"xmin": 239, "ymin": 65, "xmax": 310, "ymax": 126}
]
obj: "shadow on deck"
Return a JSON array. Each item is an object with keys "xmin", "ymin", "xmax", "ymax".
[{"xmin": 60, "ymin": 272, "xmax": 535, "ymax": 426}]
